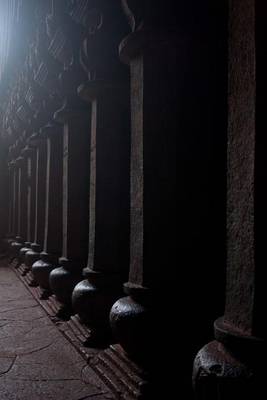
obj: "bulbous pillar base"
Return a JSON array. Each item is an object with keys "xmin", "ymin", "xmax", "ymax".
[
  {"xmin": 32, "ymin": 252, "xmax": 58, "ymax": 296},
  {"xmin": 10, "ymin": 236, "xmax": 24, "ymax": 261},
  {"xmin": 193, "ymin": 318, "xmax": 265, "ymax": 399},
  {"xmin": 193, "ymin": 340, "xmax": 265, "ymax": 400},
  {"xmin": 19, "ymin": 242, "xmax": 32, "ymax": 266},
  {"xmin": 49, "ymin": 258, "xmax": 82, "ymax": 317},
  {"xmin": 24, "ymin": 243, "xmax": 42, "ymax": 286},
  {"xmin": 25, "ymin": 243, "xmax": 41, "ymax": 268},
  {"xmin": 72, "ymin": 269, "xmax": 122, "ymax": 346},
  {"xmin": 110, "ymin": 283, "xmax": 151, "ymax": 364}
]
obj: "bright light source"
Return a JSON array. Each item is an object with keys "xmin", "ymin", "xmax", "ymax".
[{"xmin": 0, "ymin": 0, "xmax": 16, "ymax": 81}]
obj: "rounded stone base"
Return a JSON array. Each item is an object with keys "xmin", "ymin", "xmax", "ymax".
[
  {"xmin": 110, "ymin": 285, "xmax": 151, "ymax": 362},
  {"xmin": 49, "ymin": 260, "xmax": 82, "ymax": 305},
  {"xmin": 72, "ymin": 276, "xmax": 120, "ymax": 330},
  {"xmin": 19, "ymin": 242, "xmax": 32, "ymax": 264},
  {"xmin": 25, "ymin": 243, "xmax": 42, "ymax": 268},
  {"xmin": 193, "ymin": 340, "xmax": 263, "ymax": 399},
  {"xmin": 10, "ymin": 236, "xmax": 24, "ymax": 258},
  {"xmin": 32, "ymin": 252, "xmax": 57, "ymax": 290}
]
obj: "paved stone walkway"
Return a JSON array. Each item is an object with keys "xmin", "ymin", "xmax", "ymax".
[{"xmin": 0, "ymin": 261, "xmax": 114, "ymax": 400}]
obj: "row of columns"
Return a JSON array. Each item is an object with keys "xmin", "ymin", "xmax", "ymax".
[
  {"xmin": 2, "ymin": 0, "xmax": 178, "ymax": 368},
  {"xmin": 1, "ymin": 2, "xmax": 228, "ymax": 396},
  {"xmin": 3, "ymin": 1, "xmax": 263, "ymax": 397}
]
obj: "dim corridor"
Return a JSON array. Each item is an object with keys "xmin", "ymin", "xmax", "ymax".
[{"xmin": 0, "ymin": 259, "xmax": 113, "ymax": 400}]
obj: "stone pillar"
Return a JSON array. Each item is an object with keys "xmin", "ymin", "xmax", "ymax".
[
  {"xmin": 7, "ymin": 158, "xmax": 14, "ymax": 240},
  {"xmin": 19, "ymin": 143, "xmax": 37, "ymax": 265},
  {"xmin": 1, "ymin": 189, "xmax": 12, "ymax": 253},
  {"xmin": 17, "ymin": 155, "xmax": 28, "ymax": 242},
  {"xmin": 10, "ymin": 135, "xmax": 29, "ymax": 259},
  {"xmin": 4, "ymin": 144, "xmax": 18, "ymax": 253},
  {"xmin": 32, "ymin": 123, "xmax": 63, "ymax": 298},
  {"xmin": 0, "ymin": 138, "xmax": 8, "ymax": 250},
  {"xmin": 48, "ymin": 2, "xmax": 91, "ymax": 315},
  {"xmin": 49, "ymin": 105, "xmax": 90, "ymax": 314},
  {"xmin": 11, "ymin": 152, "xmax": 28, "ymax": 259},
  {"xmin": 72, "ymin": 82, "xmax": 130, "ymax": 343},
  {"xmin": 34, "ymin": 134, "xmax": 47, "ymax": 248},
  {"xmin": 70, "ymin": 0, "xmax": 130, "ymax": 344},
  {"xmin": 24, "ymin": 133, "xmax": 47, "ymax": 276},
  {"xmin": 11, "ymin": 160, "xmax": 19, "ymax": 242},
  {"xmin": 109, "ymin": 1, "xmax": 177, "ymax": 365},
  {"xmin": 6, "ymin": 155, "xmax": 16, "ymax": 259},
  {"xmin": 8, "ymin": 158, "xmax": 15, "ymax": 240},
  {"xmin": 9, "ymin": 149, "xmax": 22, "ymax": 259},
  {"xmin": 193, "ymin": 1, "xmax": 266, "ymax": 398},
  {"xmin": 22, "ymin": 7, "xmax": 57, "ymax": 274}
]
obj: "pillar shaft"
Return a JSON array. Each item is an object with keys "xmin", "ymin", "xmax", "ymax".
[
  {"xmin": 34, "ymin": 138, "xmax": 47, "ymax": 247},
  {"xmin": 9, "ymin": 153, "xmax": 28, "ymax": 259},
  {"xmin": 17, "ymin": 157, "xmax": 27, "ymax": 241},
  {"xmin": 49, "ymin": 104, "xmax": 90, "ymax": 307},
  {"xmin": 110, "ymin": 3, "xmax": 177, "ymax": 363},
  {"xmin": 32, "ymin": 124, "xmax": 63, "ymax": 295},
  {"xmin": 43, "ymin": 127, "xmax": 63, "ymax": 257},
  {"xmin": 61, "ymin": 115, "xmax": 90, "ymax": 265},
  {"xmin": 48, "ymin": 0, "xmax": 91, "ymax": 309},
  {"xmin": 8, "ymin": 164, "xmax": 14, "ymax": 237},
  {"xmin": 24, "ymin": 135, "xmax": 48, "ymax": 271},
  {"xmin": 86, "ymin": 87, "xmax": 130, "ymax": 276},
  {"xmin": 27, "ymin": 150, "xmax": 37, "ymax": 243},
  {"xmin": 72, "ymin": 81, "xmax": 130, "ymax": 337},
  {"xmin": 193, "ymin": 1, "xmax": 266, "ymax": 398},
  {"xmin": 220, "ymin": 0, "xmax": 265, "ymax": 343},
  {"xmin": 71, "ymin": 1, "xmax": 130, "ymax": 340},
  {"xmin": 12, "ymin": 164, "xmax": 19, "ymax": 238},
  {"xmin": 0, "ymin": 142, "xmax": 8, "ymax": 244},
  {"xmin": 19, "ymin": 146, "xmax": 37, "ymax": 263}
]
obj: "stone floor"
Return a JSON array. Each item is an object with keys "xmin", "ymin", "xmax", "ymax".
[{"xmin": 0, "ymin": 260, "xmax": 115, "ymax": 400}]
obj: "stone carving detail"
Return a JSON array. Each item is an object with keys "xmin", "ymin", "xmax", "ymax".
[{"xmin": 121, "ymin": 0, "xmax": 145, "ymax": 31}]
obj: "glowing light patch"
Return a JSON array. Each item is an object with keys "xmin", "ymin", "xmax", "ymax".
[{"xmin": 0, "ymin": 0, "xmax": 17, "ymax": 80}]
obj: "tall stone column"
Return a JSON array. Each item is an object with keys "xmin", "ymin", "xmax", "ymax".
[
  {"xmin": 0, "ymin": 138, "xmax": 8, "ymax": 250},
  {"xmin": 71, "ymin": 1, "xmax": 130, "ymax": 344},
  {"xmin": 109, "ymin": 1, "xmax": 177, "ymax": 366},
  {"xmin": 23, "ymin": 6, "xmax": 58, "ymax": 275},
  {"xmin": 11, "ymin": 159, "xmax": 19, "ymax": 243},
  {"xmin": 49, "ymin": 107, "xmax": 90, "ymax": 314},
  {"xmin": 32, "ymin": 122, "xmax": 63, "ymax": 298},
  {"xmin": 10, "ymin": 131, "xmax": 31, "ymax": 259},
  {"xmin": 11, "ymin": 151, "xmax": 28, "ymax": 260},
  {"xmin": 24, "ymin": 132, "xmax": 47, "ymax": 277},
  {"xmin": 17, "ymin": 154, "xmax": 28, "ymax": 242},
  {"xmin": 72, "ymin": 85, "xmax": 130, "ymax": 343},
  {"xmin": 7, "ymin": 148, "xmax": 15, "ymax": 240},
  {"xmin": 9, "ymin": 141, "xmax": 23, "ymax": 260},
  {"xmin": 6, "ymin": 157, "xmax": 14, "ymax": 241},
  {"xmin": 5, "ymin": 143, "xmax": 19, "ymax": 254},
  {"xmin": 193, "ymin": 1, "xmax": 266, "ymax": 398},
  {"xmin": 19, "ymin": 141, "xmax": 37, "ymax": 265},
  {"xmin": 7, "ymin": 156, "xmax": 18, "ymax": 257},
  {"xmin": 48, "ymin": 3, "xmax": 91, "ymax": 315}
]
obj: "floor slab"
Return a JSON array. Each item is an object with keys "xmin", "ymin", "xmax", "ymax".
[{"xmin": 0, "ymin": 261, "xmax": 115, "ymax": 400}]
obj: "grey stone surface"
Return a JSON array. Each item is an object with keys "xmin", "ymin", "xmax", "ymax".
[{"xmin": 0, "ymin": 262, "xmax": 114, "ymax": 399}]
